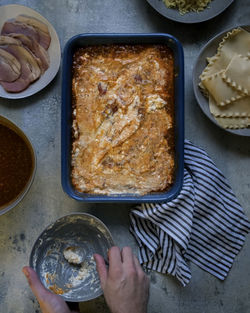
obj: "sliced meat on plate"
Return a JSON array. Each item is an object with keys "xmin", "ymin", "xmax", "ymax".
[
  {"xmin": 15, "ymin": 15, "xmax": 51, "ymax": 50},
  {"xmin": 0, "ymin": 48, "xmax": 21, "ymax": 82},
  {"xmin": 0, "ymin": 44, "xmax": 41, "ymax": 92},
  {"xmin": 1, "ymin": 20, "xmax": 40, "ymax": 43},
  {"xmin": 0, "ymin": 35, "xmax": 21, "ymax": 46},
  {"xmin": 7, "ymin": 33, "xmax": 50, "ymax": 72}
]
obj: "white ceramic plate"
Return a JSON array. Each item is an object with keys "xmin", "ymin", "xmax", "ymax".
[
  {"xmin": 193, "ymin": 25, "xmax": 250, "ymax": 137},
  {"xmin": 147, "ymin": 0, "xmax": 234, "ymax": 24},
  {"xmin": 0, "ymin": 4, "xmax": 61, "ymax": 99}
]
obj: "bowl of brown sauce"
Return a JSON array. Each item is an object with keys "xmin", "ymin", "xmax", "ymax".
[{"xmin": 0, "ymin": 116, "xmax": 36, "ymax": 215}]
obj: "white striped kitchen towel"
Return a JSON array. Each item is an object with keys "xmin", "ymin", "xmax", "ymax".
[{"xmin": 130, "ymin": 139, "xmax": 250, "ymax": 286}]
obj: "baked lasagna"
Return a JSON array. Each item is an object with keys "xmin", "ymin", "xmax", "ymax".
[{"xmin": 71, "ymin": 44, "xmax": 175, "ymax": 195}]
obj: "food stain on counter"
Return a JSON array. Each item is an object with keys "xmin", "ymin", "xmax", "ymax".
[{"xmin": 8, "ymin": 233, "xmax": 27, "ymax": 253}]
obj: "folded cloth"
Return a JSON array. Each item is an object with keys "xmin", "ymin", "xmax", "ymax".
[{"xmin": 130, "ymin": 139, "xmax": 250, "ymax": 286}]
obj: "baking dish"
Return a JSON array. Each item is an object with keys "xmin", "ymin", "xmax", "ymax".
[{"xmin": 61, "ymin": 33, "xmax": 184, "ymax": 203}]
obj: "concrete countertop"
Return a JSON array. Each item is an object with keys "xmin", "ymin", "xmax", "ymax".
[{"xmin": 0, "ymin": 0, "xmax": 250, "ymax": 312}]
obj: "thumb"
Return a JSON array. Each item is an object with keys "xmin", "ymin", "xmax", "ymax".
[
  {"xmin": 22, "ymin": 266, "xmax": 49, "ymax": 302},
  {"xmin": 94, "ymin": 254, "xmax": 107, "ymax": 288}
]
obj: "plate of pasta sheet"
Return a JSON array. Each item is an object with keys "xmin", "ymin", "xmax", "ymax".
[
  {"xmin": 193, "ymin": 25, "xmax": 250, "ymax": 136},
  {"xmin": 146, "ymin": 0, "xmax": 234, "ymax": 23}
]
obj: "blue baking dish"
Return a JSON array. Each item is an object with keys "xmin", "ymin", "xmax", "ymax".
[{"xmin": 61, "ymin": 33, "xmax": 184, "ymax": 203}]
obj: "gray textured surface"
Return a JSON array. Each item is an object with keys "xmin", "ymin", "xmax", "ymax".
[{"xmin": 0, "ymin": 0, "xmax": 250, "ymax": 312}]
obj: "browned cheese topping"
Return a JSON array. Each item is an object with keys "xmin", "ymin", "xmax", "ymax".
[{"xmin": 71, "ymin": 44, "xmax": 175, "ymax": 195}]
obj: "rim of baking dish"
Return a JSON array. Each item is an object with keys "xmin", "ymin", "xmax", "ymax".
[{"xmin": 61, "ymin": 33, "xmax": 184, "ymax": 203}]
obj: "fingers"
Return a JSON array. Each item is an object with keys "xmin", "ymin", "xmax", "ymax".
[
  {"xmin": 22, "ymin": 266, "xmax": 49, "ymax": 302},
  {"xmin": 96, "ymin": 247, "xmax": 145, "ymax": 281},
  {"xmin": 107, "ymin": 246, "xmax": 124, "ymax": 279},
  {"xmin": 23, "ymin": 267, "xmax": 73, "ymax": 313},
  {"xmin": 121, "ymin": 246, "xmax": 135, "ymax": 269},
  {"xmin": 108, "ymin": 246, "xmax": 122, "ymax": 270},
  {"xmin": 94, "ymin": 254, "xmax": 108, "ymax": 287},
  {"xmin": 133, "ymin": 255, "xmax": 149, "ymax": 292},
  {"xmin": 133, "ymin": 255, "xmax": 144, "ymax": 274}
]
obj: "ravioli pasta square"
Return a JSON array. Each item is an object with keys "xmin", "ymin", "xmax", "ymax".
[
  {"xmin": 222, "ymin": 55, "xmax": 250, "ymax": 95},
  {"xmin": 202, "ymin": 70, "xmax": 244, "ymax": 106},
  {"xmin": 209, "ymin": 96, "xmax": 250, "ymax": 118},
  {"xmin": 199, "ymin": 27, "xmax": 250, "ymax": 129},
  {"xmin": 200, "ymin": 28, "xmax": 250, "ymax": 80},
  {"xmin": 215, "ymin": 116, "xmax": 250, "ymax": 129}
]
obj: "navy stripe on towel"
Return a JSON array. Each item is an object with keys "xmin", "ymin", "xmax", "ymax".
[{"xmin": 130, "ymin": 140, "xmax": 250, "ymax": 286}]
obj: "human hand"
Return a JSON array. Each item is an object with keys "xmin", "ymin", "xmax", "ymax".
[
  {"xmin": 22, "ymin": 266, "xmax": 78, "ymax": 313},
  {"xmin": 94, "ymin": 246, "xmax": 149, "ymax": 313}
]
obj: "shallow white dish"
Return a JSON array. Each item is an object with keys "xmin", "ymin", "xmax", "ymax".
[
  {"xmin": 193, "ymin": 25, "xmax": 250, "ymax": 137},
  {"xmin": 147, "ymin": 0, "xmax": 234, "ymax": 24},
  {"xmin": 0, "ymin": 4, "xmax": 61, "ymax": 99}
]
